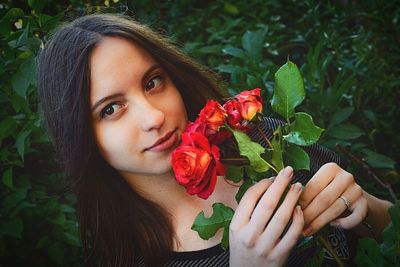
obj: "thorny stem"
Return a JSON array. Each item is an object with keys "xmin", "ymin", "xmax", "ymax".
[
  {"xmin": 336, "ymin": 144, "xmax": 397, "ymax": 202},
  {"xmin": 316, "ymin": 235, "xmax": 346, "ymax": 267},
  {"xmin": 256, "ymin": 123, "xmax": 273, "ymax": 149}
]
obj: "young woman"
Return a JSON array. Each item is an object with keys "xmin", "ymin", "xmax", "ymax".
[{"xmin": 37, "ymin": 13, "xmax": 392, "ymax": 266}]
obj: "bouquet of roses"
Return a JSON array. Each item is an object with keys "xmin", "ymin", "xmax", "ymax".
[{"xmin": 171, "ymin": 60, "xmax": 344, "ymax": 265}]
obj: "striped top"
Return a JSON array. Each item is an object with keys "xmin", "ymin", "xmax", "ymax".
[{"xmin": 136, "ymin": 117, "xmax": 351, "ymax": 267}]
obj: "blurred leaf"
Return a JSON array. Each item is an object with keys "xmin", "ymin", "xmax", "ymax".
[
  {"xmin": 15, "ymin": 129, "xmax": 32, "ymax": 161},
  {"xmin": 217, "ymin": 65, "xmax": 245, "ymax": 74},
  {"xmin": 284, "ymin": 112, "xmax": 324, "ymax": 146},
  {"xmin": 1, "ymin": 217, "xmax": 23, "ymax": 239},
  {"xmin": 0, "ymin": 8, "xmax": 24, "ymax": 35},
  {"xmin": 0, "ymin": 117, "xmax": 17, "ymax": 141},
  {"xmin": 222, "ymin": 45, "xmax": 244, "ymax": 58},
  {"xmin": 326, "ymin": 124, "xmax": 364, "ymax": 139},
  {"xmin": 2, "ymin": 168, "xmax": 13, "ymax": 189},
  {"xmin": 28, "ymin": 0, "xmax": 47, "ymax": 13},
  {"xmin": 328, "ymin": 107, "xmax": 354, "ymax": 128},
  {"xmin": 48, "ymin": 242, "xmax": 65, "ymax": 265},
  {"xmin": 363, "ymin": 150, "xmax": 397, "ymax": 169},
  {"xmin": 380, "ymin": 201, "xmax": 400, "ymax": 256},
  {"xmin": 224, "ymin": 3, "xmax": 239, "ymax": 15},
  {"xmin": 305, "ymin": 244, "xmax": 324, "ymax": 267},
  {"xmin": 271, "ymin": 61, "xmax": 305, "ymax": 121},
  {"xmin": 11, "ymin": 57, "xmax": 36, "ymax": 99},
  {"xmin": 3, "ymin": 187, "xmax": 28, "ymax": 211},
  {"xmin": 355, "ymin": 238, "xmax": 386, "ymax": 267},
  {"xmin": 242, "ymin": 28, "xmax": 267, "ymax": 63}
]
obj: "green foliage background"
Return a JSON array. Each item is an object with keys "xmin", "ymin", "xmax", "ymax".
[{"xmin": 0, "ymin": 0, "xmax": 399, "ymax": 266}]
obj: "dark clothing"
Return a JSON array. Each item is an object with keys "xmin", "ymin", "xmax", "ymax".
[{"xmin": 136, "ymin": 117, "xmax": 352, "ymax": 266}]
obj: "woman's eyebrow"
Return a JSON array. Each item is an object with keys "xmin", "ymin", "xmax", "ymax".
[{"xmin": 142, "ymin": 63, "xmax": 162, "ymax": 84}]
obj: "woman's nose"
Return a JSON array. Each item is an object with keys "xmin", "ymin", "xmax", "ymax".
[{"xmin": 136, "ymin": 99, "xmax": 165, "ymax": 131}]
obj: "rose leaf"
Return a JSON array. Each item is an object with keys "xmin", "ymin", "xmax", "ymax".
[{"xmin": 283, "ymin": 112, "xmax": 324, "ymax": 146}]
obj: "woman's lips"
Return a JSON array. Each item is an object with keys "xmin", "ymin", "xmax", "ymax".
[{"xmin": 147, "ymin": 130, "xmax": 179, "ymax": 152}]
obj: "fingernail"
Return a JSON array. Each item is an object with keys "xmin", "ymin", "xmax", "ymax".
[
  {"xmin": 294, "ymin": 182, "xmax": 302, "ymax": 193},
  {"xmin": 283, "ymin": 166, "xmax": 293, "ymax": 177},
  {"xmin": 303, "ymin": 226, "xmax": 313, "ymax": 236}
]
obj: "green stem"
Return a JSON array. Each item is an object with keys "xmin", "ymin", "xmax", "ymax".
[{"xmin": 316, "ymin": 234, "xmax": 346, "ymax": 267}]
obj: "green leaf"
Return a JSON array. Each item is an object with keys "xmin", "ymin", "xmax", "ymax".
[
  {"xmin": 380, "ymin": 201, "xmax": 400, "ymax": 256},
  {"xmin": 48, "ymin": 210, "xmax": 66, "ymax": 227},
  {"xmin": 223, "ymin": 3, "xmax": 239, "ymax": 15},
  {"xmin": 271, "ymin": 127, "xmax": 284, "ymax": 171},
  {"xmin": 191, "ymin": 203, "xmax": 234, "ymax": 246},
  {"xmin": 362, "ymin": 150, "xmax": 397, "ymax": 169},
  {"xmin": 28, "ymin": 0, "xmax": 47, "ymax": 12},
  {"xmin": 231, "ymin": 129, "xmax": 273, "ymax": 172},
  {"xmin": 3, "ymin": 187, "xmax": 28, "ymax": 211},
  {"xmin": 48, "ymin": 242, "xmax": 65, "ymax": 265},
  {"xmin": 1, "ymin": 217, "xmax": 23, "ymax": 239},
  {"xmin": 226, "ymin": 165, "xmax": 244, "ymax": 183},
  {"xmin": 271, "ymin": 61, "xmax": 305, "ymax": 121},
  {"xmin": 217, "ymin": 64, "xmax": 245, "ymax": 74},
  {"xmin": 235, "ymin": 179, "xmax": 255, "ymax": 203},
  {"xmin": 222, "ymin": 45, "xmax": 244, "ymax": 58},
  {"xmin": 304, "ymin": 244, "xmax": 324, "ymax": 267},
  {"xmin": 283, "ymin": 112, "xmax": 324, "ymax": 146},
  {"xmin": 2, "ymin": 168, "xmax": 13, "ymax": 189},
  {"xmin": 0, "ymin": 8, "xmax": 24, "ymax": 35},
  {"xmin": 326, "ymin": 124, "xmax": 364, "ymax": 140},
  {"xmin": 242, "ymin": 28, "xmax": 267, "ymax": 63},
  {"xmin": 0, "ymin": 117, "xmax": 17, "ymax": 141},
  {"xmin": 284, "ymin": 145, "xmax": 310, "ymax": 171},
  {"xmin": 328, "ymin": 107, "xmax": 354, "ymax": 128},
  {"xmin": 11, "ymin": 57, "xmax": 37, "ymax": 99},
  {"xmin": 354, "ymin": 238, "xmax": 386, "ymax": 267},
  {"xmin": 15, "ymin": 129, "xmax": 31, "ymax": 161}
]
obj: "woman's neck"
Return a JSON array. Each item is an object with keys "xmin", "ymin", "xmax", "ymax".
[{"xmin": 122, "ymin": 170, "xmax": 241, "ymax": 251}]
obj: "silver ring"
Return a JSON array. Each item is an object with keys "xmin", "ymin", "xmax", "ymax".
[{"xmin": 339, "ymin": 196, "xmax": 352, "ymax": 210}]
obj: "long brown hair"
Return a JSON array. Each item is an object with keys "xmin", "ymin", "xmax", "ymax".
[{"xmin": 37, "ymin": 13, "xmax": 227, "ymax": 266}]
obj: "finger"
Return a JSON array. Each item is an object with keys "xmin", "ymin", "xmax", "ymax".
[
  {"xmin": 231, "ymin": 178, "xmax": 273, "ymax": 228},
  {"xmin": 260, "ymin": 182, "xmax": 303, "ymax": 245},
  {"xmin": 299, "ymin": 162, "xmax": 341, "ymax": 208},
  {"xmin": 303, "ymin": 184, "xmax": 363, "ymax": 236},
  {"xmin": 247, "ymin": 166, "xmax": 293, "ymax": 233},
  {"xmin": 269, "ymin": 206, "xmax": 304, "ymax": 260},
  {"xmin": 302, "ymin": 170, "xmax": 354, "ymax": 225},
  {"xmin": 330, "ymin": 197, "xmax": 368, "ymax": 229}
]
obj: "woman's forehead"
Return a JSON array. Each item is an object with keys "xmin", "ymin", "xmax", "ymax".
[{"xmin": 89, "ymin": 37, "xmax": 158, "ymax": 102}]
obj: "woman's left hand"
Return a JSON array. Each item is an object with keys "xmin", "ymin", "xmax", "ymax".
[{"xmin": 299, "ymin": 162, "xmax": 368, "ymax": 236}]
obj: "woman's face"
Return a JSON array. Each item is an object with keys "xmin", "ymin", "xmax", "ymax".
[{"xmin": 89, "ymin": 36, "xmax": 188, "ymax": 177}]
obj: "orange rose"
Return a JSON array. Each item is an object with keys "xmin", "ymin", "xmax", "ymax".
[{"xmin": 235, "ymin": 88, "xmax": 263, "ymax": 121}]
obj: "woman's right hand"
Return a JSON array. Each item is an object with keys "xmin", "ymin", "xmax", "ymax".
[{"xmin": 229, "ymin": 166, "xmax": 304, "ymax": 267}]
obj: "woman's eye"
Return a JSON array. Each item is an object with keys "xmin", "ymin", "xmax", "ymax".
[
  {"xmin": 100, "ymin": 103, "xmax": 123, "ymax": 118},
  {"xmin": 145, "ymin": 76, "xmax": 164, "ymax": 91}
]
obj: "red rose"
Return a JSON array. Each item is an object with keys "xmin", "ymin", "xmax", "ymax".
[
  {"xmin": 172, "ymin": 132, "xmax": 225, "ymax": 199},
  {"xmin": 223, "ymin": 99, "xmax": 244, "ymax": 129},
  {"xmin": 199, "ymin": 100, "xmax": 227, "ymax": 131},
  {"xmin": 186, "ymin": 118, "xmax": 231, "ymax": 145},
  {"xmin": 235, "ymin": 88, "xmax": 263, "ymax": 121}
]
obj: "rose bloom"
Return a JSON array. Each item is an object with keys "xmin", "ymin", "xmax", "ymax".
[
  {"xmin": 186, "ymin": 119, "xmax": 231, "ymax": 144},
  {"xmin": 172, "ymin": 132, "xmax": 224, "ymax": 199},
  {"xmin": 235, "ymin": 88, "xmax": 263, "ymax": 121},
  {"xmin": 199, "ymin": 99, "xmax": 227, "ymax": 131}
]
